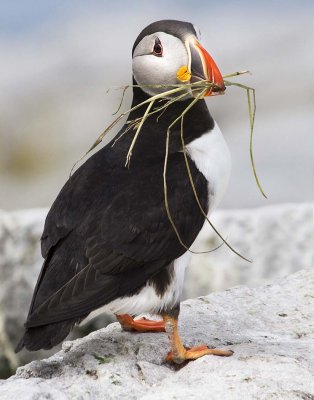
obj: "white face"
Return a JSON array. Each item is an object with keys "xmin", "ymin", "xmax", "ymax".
[{"xmin": 132, "ymin": 32, "xmax": 192, "ymax": 97}]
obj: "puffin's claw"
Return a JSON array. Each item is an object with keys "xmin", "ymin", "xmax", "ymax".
[
  {"xmin": 163, "ymin": 314, "xmax": 233, "ymax": 364},
  {"xmin": 166, "ymin": 344, "xmax": 233, "ymax": 364}
]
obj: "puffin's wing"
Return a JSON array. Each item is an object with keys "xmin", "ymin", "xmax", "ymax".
[
  {"xmin": 25, "ymin": 150, "xmax": 207, "ymax": 328},
  {"xmin": 25, "ymin": 166, "xmax": 93, "ymax": 319},
  {"xmin": 25, "ymin": 251, "xmax": 168, "ymax": 328}
]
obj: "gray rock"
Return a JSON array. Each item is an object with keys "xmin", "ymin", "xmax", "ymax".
[
  {"xmin": 0, "ymin": 268, "xmax": 313, "ymax": 399},
  {"xmin": 185, "ymin": 202, "xmax": 314, "ymax": 298},
  {"xmin": 0, "ymin": 209, "xmax": 47, "ymax": 377}
]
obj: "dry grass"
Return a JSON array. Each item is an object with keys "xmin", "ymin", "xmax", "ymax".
[{"xmin": 71, "ymin": 72, "xmax": 266, "ymax": 261}]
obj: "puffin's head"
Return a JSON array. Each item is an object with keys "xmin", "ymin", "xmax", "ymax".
[{"xmin": 132, "ymin": 20, "xmax": 225, "ymax": 98}]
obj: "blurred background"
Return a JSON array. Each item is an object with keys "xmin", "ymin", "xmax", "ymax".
[
  {"xmin": 0, "ymin": 0, "xmax": 313, "ymax": 209},
  {"xmin": 0, "ymin": 0, "xmax": 313, "ymax": 378}
]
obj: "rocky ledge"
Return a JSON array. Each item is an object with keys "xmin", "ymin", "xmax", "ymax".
[{"xmin": 0, "ymin": 268, "xmax": 313, "ymax": 400}]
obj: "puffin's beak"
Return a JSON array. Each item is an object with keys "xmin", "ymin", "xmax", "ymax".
[{"xmin": 189, "ymin": 39, "xmax": 225, "ymax": 96}]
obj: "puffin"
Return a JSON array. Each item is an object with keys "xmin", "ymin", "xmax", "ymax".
[{"xmin": 16, "ymin": 20, "xmax": 232, "ymax": 364}]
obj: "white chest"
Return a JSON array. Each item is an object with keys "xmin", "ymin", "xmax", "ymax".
[{"xmin": 186, "ymin": 122, "xmax": 231, "ymax": 214}]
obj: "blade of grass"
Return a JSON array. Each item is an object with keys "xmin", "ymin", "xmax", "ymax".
[
  {"xmin": 163, "ymin": 92, "xmax": 204, "ymax": 253},
  {"xmin": 224, "ymin": 79, "xmax": 267, "ymax": 198},
  {"xmin": 180, "ymin": 115, "xmax": 252, "ymax": 262},
  {"xmin": 70, "ymin": 113, "xmax": 126, "ymax": 176},
  {"xmin": 247, "ymin": 88, "xmax": 267, "ymax": 198},
  {"xmin": 112, "ymin": 85, "xmax": 130, "ymax": 115},
  {"xmin": 125, "ymin": 99, "xmax": 155, "ymax": 167},
  {"xmin": 222, "ymin": 70, "xmax": 250, "ymax": 79},
  {"xmin": 163, "ymin": 90, "xmax": 225, "ymax": 254}
]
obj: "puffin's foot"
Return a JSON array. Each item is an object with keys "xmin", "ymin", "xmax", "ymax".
[
  {"xmin": 163, "ymin": 314, "xmax": 233, "ymax": 364},
  {"xmin": 116, "ymin": 314, "xmax": 165, "ymax": 332},
  {"xmin": 166, "ymin": 345, "xmax": 233, "ymax": 363}
]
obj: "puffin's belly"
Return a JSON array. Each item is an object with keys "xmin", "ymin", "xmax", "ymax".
[
  {"xmin": 106, "ymin": 251, "xmax": 191, "ymax": 315},
  {"xmin": 186, "ymin": 122, "xmax": 231, "ymax": 214}
]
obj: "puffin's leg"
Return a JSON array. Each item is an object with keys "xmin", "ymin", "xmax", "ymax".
[
  {"xmin": 116, "ymin": 314, "xmax": 165, "ymax": 332},
  {"xmin": 163, "ymin": 309, "xmax": 233, "ymax": 364}
]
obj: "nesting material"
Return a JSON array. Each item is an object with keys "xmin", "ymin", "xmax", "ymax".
[{"xmin": 71, "ymin": 72, "xmax": 265, "ymax": 260}]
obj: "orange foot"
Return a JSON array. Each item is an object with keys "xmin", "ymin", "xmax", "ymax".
[
  {"xmin": 166, "ymin": 345, "xmax": 233, "ymax": 364},
  {"xmin": 116, "ymin": 314, "xmax": 166, "ymax": 332}
]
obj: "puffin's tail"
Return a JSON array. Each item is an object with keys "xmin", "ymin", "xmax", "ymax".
[{"xmin": 15, "ymin": 319, "xmax": 77, "ymax": 352}]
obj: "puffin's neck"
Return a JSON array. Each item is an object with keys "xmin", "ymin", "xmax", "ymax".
[{"xmin": 128, "ymin": 83, "xmax": 215, "ymax": 147}]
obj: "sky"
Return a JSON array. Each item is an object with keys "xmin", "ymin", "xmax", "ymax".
[
  {"xmin": 0, "ymin": 1, "xmax": 313, "ymax": 210},
  {"xmin": 1, "ymin": 0, "xmax": 313, "ymax": 38}
]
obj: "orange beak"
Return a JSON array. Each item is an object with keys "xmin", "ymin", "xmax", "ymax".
[{"xmin": 190, "ymin": 40, "xmax": 225, "ymax": 96}]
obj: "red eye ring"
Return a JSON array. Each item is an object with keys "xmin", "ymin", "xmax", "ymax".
[{"xmin": 153, "ymin": 38, "xmax": 163, "ymax": 57}]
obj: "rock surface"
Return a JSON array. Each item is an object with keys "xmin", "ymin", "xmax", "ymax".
[
  {"xmin": 0, "ymin": 203, "xmax": 313, "ymax": 377},
  {"xmin": 0, "ymin": 268, "xmax": 313, "ymax": 399},
  {"xmin": 186, "ymin": 202, "xmax": 314, "ymax": 298},
  {"xmin": 0, "ymin": 209, "xmax": 47, "ymax": 377}
]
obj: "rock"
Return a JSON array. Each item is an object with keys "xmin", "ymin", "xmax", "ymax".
[
  {"xmin": 0, "ymin": 269, "xmax": 313, "ymax": 399},
  {"xmin": 0, "ymin": 209, "xmax": 47, "ymax": 377},
  {"xmin": 185, "ymin": 202, "xmax": 314, "ymax": 298},
  {"xmin": 0, "ymin": 203, "xmax": 313, "ymax": 377}
]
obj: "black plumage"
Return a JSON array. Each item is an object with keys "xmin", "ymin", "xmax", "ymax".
[{"xmin": 16, "ymin": 21, "xmax": 215, "ymax": 352}]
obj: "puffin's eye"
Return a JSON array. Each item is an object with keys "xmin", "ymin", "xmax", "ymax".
[{"xmin": 153, "ymin": 38, "xmax": 163, "ymax": 57}]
